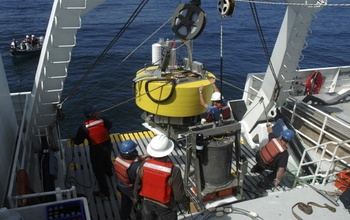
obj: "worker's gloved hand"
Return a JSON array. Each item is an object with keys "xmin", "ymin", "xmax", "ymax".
[{"xmin": 273, "ymin": 178, "xmax": 280, "ymax": 187}]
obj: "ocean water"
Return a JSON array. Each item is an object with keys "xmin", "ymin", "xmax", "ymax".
[{"xmin": 1, "ymin": 0, "xmax": 350, "ymax": 138}]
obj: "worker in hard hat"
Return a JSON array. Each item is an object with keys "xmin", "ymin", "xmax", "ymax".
[
  {"xmin": 133, "ymin": 134, "xmax": 190, "ymax": 219},
  {"xmin": 199, "ymin": 78, "xmax": 230, "ymax": 123},
  {"xmin": 71, "ymin": 104, "xmax": 113, "ymax": 201},
  {"xmin": 31, "ymin": 35, "xmax": 38, "ymax": 46},
  {"xmin": 25, "ymin": 35, "xmax": 31, "ymax": 43},
  {"xmin": 10, "ymin": 39, "xmax": 17, "ymax": 49},
  {"xmin": 251, "ymin": 124, "xmax": 295, "ymax": 189},
  {"xmin": 114, "ymin": 140, "xmax": 148, "ymax": 220}
]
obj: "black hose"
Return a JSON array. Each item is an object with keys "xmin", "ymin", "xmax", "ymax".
[{"xmin": 145, "ymin": 79, "xmax": 176, "ymax": 103}]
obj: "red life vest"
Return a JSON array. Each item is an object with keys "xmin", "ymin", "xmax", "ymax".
[
  {"xmin": 84, "ymin": 118, "xmax": 110, "ymax": 145},
  {"xmin": 114, "ymin": 156, "xmax": 139, "ymax": 187},
  {"xmin": 206, "ymin": 102, "xmax": 230, "ymax": 122},
  {"xmin": 140, "ymin": 159, "xmax": 173, "ymax": 203},
  {"xmin": 259, "ymin": 138, "xmax": 287, "ymax": 164}
]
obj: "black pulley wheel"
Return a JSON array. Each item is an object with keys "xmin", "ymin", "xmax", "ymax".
[
  {"xmin": 171, "ymin": 3, "xmax": 206, "ymax": 40},
  {"xmin": 217, "ymin": 0, "xmax": 236, "ymax": 17}
]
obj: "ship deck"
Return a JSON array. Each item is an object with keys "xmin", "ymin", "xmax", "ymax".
[{"xmin": 61, "ymin": 130, "xmax": 304, "ymax": 220}]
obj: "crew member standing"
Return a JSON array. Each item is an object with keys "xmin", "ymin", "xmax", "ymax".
[
  {"xmin": 251, "ymin": 124, "xmax": 295, "ymax": 189},
  {"xmin": 114, "ymin": 140, "xmax": 148, "ymax": 220},
  {"xmin": 133, "ymin": 134, "xmax": 190, "ymax": 220},
  {"xmin": 71, "ymin": 104, "xmax": 113, "ymax": 200}
]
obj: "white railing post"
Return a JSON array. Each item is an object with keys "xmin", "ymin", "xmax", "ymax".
[{"xmin": 55, "ymin": 187, "xmax": 63, "ymax": 201}]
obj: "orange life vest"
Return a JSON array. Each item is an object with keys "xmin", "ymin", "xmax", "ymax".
[
  {"xmin": 140, "ymin": 159, "xmax": 173, "ymax": 203},
  {"xmin": 220, "ymin": 103, "xmax": 231, "ymax": 119},
  {"xmin": 114, "ymin": 156, "xmax": 139, "ymax": 187},
  {"xmin": 84, "ymin": 118, "xmax": 110, "ymax": 145},
  {"xmin": 259, "ymin": 138, "xmax": 287, "ymax": 164}
]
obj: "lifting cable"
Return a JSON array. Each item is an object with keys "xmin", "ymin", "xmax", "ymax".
[
  {"xmin": 219, "ymin": 79, "xmax": 262, "ymax": 102},
  {"xmin": 249, "ymin": 1, "xmax": 280, "ymax": 92},
  {"xmin": 101, "ymin": 81, "xmax": 173, "ymax": 113},
  {"xmin": 58, "ymin": 18, "xmax": 173, "ymax": 121},
  {"xmin": 219, "ymin": 17, "xmax": 224, "ymax": 100},
  {"xmin": 58, "ymin": 0, "xmax": 150, "ymax": 108},
  {"xmin": 77, "ymin": 16, "xmax": 173, "ymax": 106}
]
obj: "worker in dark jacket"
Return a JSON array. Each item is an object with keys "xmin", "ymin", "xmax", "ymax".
[
  {"xmin": 72, "ymin": 104, "xmax": 113, "ymax": 200},
  {"xmin": 199, "ymin": 78, "xmax": 230, "ymax": 123},
  {"xmin": 133, "ymin": 134, "xmax": 190, "ymax": 220},
  {"xmin": 251, "ymin": 124, "xmax": 295, "ymax": 189},
  {"xmin": 114, "ymin": 140, "xmax": 148, "ymax": 220}
]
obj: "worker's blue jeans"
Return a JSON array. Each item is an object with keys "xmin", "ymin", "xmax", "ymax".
[{"xmin": 142, "ymin": 200, "xmax": 177, "ymax": 220}]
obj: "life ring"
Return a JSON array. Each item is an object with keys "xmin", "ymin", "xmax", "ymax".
[
  {"xmin": 16, "ymin": 169, "xmax": 37, "ymax": 206},
  {"xmin": 304, "ymin": 71, "xmax": 323, "ymax": 95}
]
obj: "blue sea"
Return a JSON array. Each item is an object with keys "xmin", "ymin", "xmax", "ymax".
[{"xmin": 1, "ymin": 0, "xmax": 350, "ymax": 138}]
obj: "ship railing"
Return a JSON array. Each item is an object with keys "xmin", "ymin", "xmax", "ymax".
[
  {"xmin": 293, "ymin": 140, "xmax": 350, "ymax": 187},
  {"xmin": 281, "ymin": 97, "xmax": 350, "ymax": 186},
  {"xmin": 7, "ymin": 92, "xmax": 31, "ymax": 208},
  {"xmin": 10, "ymin": 186, "xmax": 77, "ymax": 207},
  {"xmin": 283, "ymin": 96, "xmax": 350, "ymax": 152},
  {"xmin": 7, "ymin": 92, "xmax": 75, "ymax": 208},
  {"xmin": 243, "ymin": 66, "xmax": 350, "ymax": 107}
]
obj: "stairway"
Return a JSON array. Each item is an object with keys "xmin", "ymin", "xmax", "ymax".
[{"xmin": 24, "ymin": 0, "xmax": 106, "ymax": 149}]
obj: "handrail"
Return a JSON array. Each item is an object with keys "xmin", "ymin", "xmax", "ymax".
[
  {"xmin": 7, "ymin": 93, "xmax": 75, "ymax": 208},
  {"xmin": 280, "ymin": 97, "xmax": 350, "ymax": 187},
  {"xmin": 287, "ymin": 97, "xmax": 350, "ymax": 146},
  {"xmin": 12, "ymin": 186, "xmax": 77, "ymax": 203},
  {"xmin": 293, "ymin": 140, "xmax": 350, "ymax": 187},
  {"xmin": 7, "ymin": 93, "xmax": 31, "ymax": 208}
]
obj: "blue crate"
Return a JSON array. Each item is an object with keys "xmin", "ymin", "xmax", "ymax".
[{"xmin": 46, "ymin": 200, "xmax": 86, "ymax": 220}]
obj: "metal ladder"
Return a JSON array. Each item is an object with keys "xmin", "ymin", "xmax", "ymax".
[{"xmin": 24, "ymin": 0, "xmax": 106, "ymax": 149}]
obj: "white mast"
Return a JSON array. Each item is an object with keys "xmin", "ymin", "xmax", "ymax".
[{"xmin": 240, "ymin": 0, "xmax": 325, "ymax": 148}]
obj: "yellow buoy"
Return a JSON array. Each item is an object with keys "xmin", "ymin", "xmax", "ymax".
[{"xmin": 134, "ymin": 66, "xmax": 216, "ymax": 117}]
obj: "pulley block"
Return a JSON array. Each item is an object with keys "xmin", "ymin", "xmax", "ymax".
[
  {"xmin": 171, "ymin": 3, "xmax": 206, "ymax": 40},
  {"xmin": 217, "ymin": 0, "xmax": 236, "ymax": 17}
]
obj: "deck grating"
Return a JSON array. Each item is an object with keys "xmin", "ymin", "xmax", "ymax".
[{"xmin": 62, "ymin": 130, "xmax": 289, "ymax": 219}]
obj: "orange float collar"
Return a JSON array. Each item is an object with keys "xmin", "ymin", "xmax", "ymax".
[
  {"xmin": 84, "ymin": 118, "xmax": 110, "ymax": 145},
  {"xmin": 140, "ymin": 159, "xmax": 173, "ymax": 203},
  {"xmin": 259, "ymin": 138, "xmax": 287, "ymax": 164},
  {"xmin": 335, "ymin": 170, "xmax": 350, "ymax": 191}
]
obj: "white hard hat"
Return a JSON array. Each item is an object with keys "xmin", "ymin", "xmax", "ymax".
[
  {"xmin": 26, "ymin": 35, "xmax": 29, "ymax": 38},
  {"xmin": 211, "ymin": 92, "xmax": 222, "ymax": 101},
  {"xmin": 147, "ymin": 135, "xmax": 174, "ymax": 158},
  {"xmin": 31, "ymin": 35, "xmax": 35, "ymax": 37}
]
